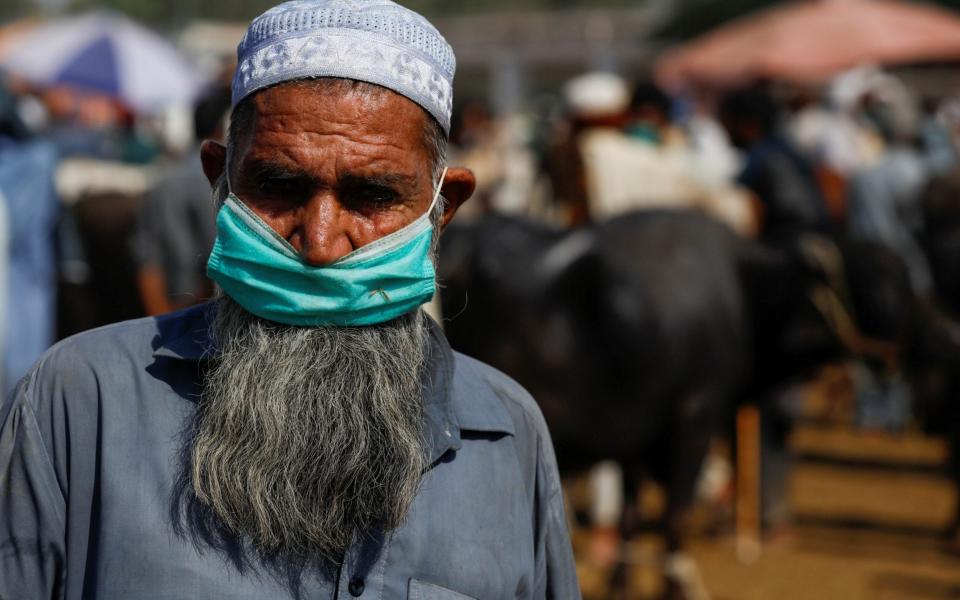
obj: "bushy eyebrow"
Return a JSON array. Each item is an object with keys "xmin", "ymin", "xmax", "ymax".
[
  {"xmin": 339, "ymin": 173, "xmax": 418, "ymax": 191},
  {"xmin": 246, "ymin": 159, "xmax": 309, "ymax": 182},
  {"xmin": 243, "ymin": 158, "xmax": 420, "ymax": 191}
]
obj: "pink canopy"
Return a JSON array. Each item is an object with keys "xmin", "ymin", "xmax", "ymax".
[{"xmin": 656, "ymin": 0, "xmax": 960, "ymax": 90}]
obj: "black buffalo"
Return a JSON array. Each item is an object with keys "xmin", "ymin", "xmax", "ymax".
[
  {"xmin": 437, "ymin": 209, "xmax": 891, "ymax": 558},
  {"xmin": 918, "ymin": 171, "xmax": 960, "ymax": 547}
]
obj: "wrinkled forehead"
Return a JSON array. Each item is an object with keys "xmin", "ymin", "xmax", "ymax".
[{"xmin": 230, "ymin": 79, "xmax": 434, "ymax": 163}]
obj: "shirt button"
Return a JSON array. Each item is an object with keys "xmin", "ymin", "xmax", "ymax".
[{"xmin": 348, "ymin": 577, "xmax": 365, "ymax": 597}]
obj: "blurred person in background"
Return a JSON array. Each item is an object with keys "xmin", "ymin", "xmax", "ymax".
[
  {"xmin": 570, "ymin": 75, "xmax": 755, "ymax": 235},
  {"xmin": 132, "ymin": 86, "xmax": 230, "ymax": 315},
  {"xmin": 787, "ymin": 81, "xmax": 882, "ymax": 190},
  {"xmin": 847, "ymin": 86, "xmax": 934, "ymax": 299},
  {"xmin": 0, "ymin": 1, "xmax": 579, "ymax": 598},
  {"xmin": 32, "ymin": 84, "xmax": 158, "ymax": 163},
  {"xmin": 579, "ymin": 77, "xmax": 680, "ymax": 214},
  {"xmin": 0, "ymin": 72, "xmax": 32, "ymax": 140},
  {"xmin": 844, "ymin": 85, "xmax": 958, "ymax": 432},
  {"xmin": 448, "ymin": 100, "xmax": 498, "ymax": 217},
  {"xmin": 542, "ymin": 71, "xmax": 629, "ymax": 226},
  {"xmin": 677, "ymin": 93, "xmax": 743, "ymax": 194},
  {"xmin": 0, "ymin": 75, "xmax": 16, "ymax": 394},
  {"xmin": 0, "ymin": 70, "xmax": 59, "ymax": 397},
  {"xmin": 719, "ymin": 86, "xmax": 831, "ymax": 245},
  {"xmin": 627, "ymin": 81, "xmax": 756, "ymax": 236},
  {"xmin": 448, "ymin": 99, "xmax": 546, "ymax": 223},
  {"xmin": 919, "ymin": 95, "xmax": 959, "ymax": 177},
  {"xmin": 719, "ymin": 87, "xmax": 833, "ymax": 531},
  {"xmin": 785, "ymin": 89, "xmax": 857, "ymax": 225}
]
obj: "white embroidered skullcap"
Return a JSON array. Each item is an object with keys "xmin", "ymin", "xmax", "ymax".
[
  {"xmin": 232, "ymin": 0, "xmax": 456, "ymax": 133},
  {"xmin": 564, "ymin": 72, "xmax": 629, "ymax": 119}
]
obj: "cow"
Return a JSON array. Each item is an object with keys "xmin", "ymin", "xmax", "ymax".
[
  {"xmin": 917, "ymin": 170, "xmax": 960, "ymax": 550},
  {"xmin": 437, "ymin": 208, "xmax": 919, "ymax": 595}
]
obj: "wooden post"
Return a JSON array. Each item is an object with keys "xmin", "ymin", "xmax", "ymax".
[{"xmin": 736, "ymin": 404, "xmax": 762, "ymax": 563}]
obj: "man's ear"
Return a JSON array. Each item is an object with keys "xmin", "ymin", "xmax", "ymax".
[
  {"xmin": 200, "ymin": 140, "xmax": 227, "ymax": 189},
  {"xmin": 438, "ymin": 167, "xmax": 476, "ymax": 229}
]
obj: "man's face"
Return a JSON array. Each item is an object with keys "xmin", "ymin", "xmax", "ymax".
[
  {"xmin": 201, "ymin": 81, "xmax": 475, "ymax": 267},
  {"xmin": 230, "ymin": 84, "xmax": 435, "ymax": 266}
]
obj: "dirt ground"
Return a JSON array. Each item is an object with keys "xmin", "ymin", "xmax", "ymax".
[{"xmin": 574, "ymin": 417, "xmax": 960, "ymax": 600}]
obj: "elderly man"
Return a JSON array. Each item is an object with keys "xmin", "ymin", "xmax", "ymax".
[{"xmin": 0, "ymin": 2, "xmax": 579, "ymax": 598}]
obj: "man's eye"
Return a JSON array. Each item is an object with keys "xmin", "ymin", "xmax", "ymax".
[{"xmin": 350, "ymin": 186, "xmax": 399, "ymax": 205}]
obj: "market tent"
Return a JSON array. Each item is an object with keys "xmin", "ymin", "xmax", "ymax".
[
  {"xmin": 1, "ymin": 12, "xmax": 203, "ymax": 112},
  {"xmin": 656, "ymin": 0, "xmax": 960, "ymax": 90}
]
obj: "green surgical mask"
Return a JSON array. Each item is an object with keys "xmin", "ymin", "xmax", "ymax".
[{"xmin": 206, "ymin": 168, "xmax": 446, "ymax": 327}]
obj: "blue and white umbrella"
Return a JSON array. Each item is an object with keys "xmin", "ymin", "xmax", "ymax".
[{"xmin": 1, "ymin": 13, "xmax": 205, "ymax": 112}]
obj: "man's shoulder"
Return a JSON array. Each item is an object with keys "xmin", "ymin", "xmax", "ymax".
[
  {"xmin": 451, "ymin": 352, "xmax": 537, "ymax": 409},
  {"xmin": 32, "ymin": 317, "xmax": 153, "ymax": 373},
  {"xmin": 47, "ymin": 308, "xmax": 196, "ymax": 360},
  {"xmin": 447, "ymin": 352, "xmax": 565, "ymax": 507},
  {"xmin": 16, "ymin": 305, "xmax": 209, "ymax": 401},
  {"xmin": 449, "ymin": 351, "xmax": 549, "ymax": 440}
]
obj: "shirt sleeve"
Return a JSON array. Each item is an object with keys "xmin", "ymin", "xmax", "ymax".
[
  {"xmin": 533, "ymin": 425, "xmax": 581, "ymax": 599},
  {"xmin": 0, "ymin": 378, "xmax": 67, "ymax": 600}
]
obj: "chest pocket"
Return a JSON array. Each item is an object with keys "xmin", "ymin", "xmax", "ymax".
[{"xmin": 407, "ymin": 579, "xmax": 478, "ymax": 600}]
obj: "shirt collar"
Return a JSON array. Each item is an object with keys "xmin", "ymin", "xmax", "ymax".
[
  {"xmin": 151, "ymin": 302, "xmax": 216, "ymax": 361},
  {"xmin": 151, "ymin": 303, "xmax": 514, "ymax": 465},
  {"xmin": 419, "ymin": 317, "xmax": 462, "ymax": 465},
  {"xmin": 412, "ymin": 320, "xmax": 518, "ymax": 464}
]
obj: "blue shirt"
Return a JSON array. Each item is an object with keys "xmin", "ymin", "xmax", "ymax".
[
  {"xmin": 0, "ymin": 138, "xmax": 59, "ymax": 397},
  {"xmin": 0, "ymin": 303, "xmax": 580, "ymax": 599}
]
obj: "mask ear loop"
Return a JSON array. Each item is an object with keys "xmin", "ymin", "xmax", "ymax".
[
  {"xmin": 224, "ymin": 146, "xmax": 234, "ymax": 196},
  {"xmin": 428, "ymin": 167, "xmax": 448, "ymax": 216}
]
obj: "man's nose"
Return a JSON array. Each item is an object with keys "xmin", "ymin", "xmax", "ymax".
[{"xmin": 291, "ymin": 194, "xmax": 354, "ymax": 267}]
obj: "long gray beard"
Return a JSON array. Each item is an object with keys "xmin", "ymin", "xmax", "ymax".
[{"xmin": 190, "ymin": 297, "xmax": 429, "ymax": 563}]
